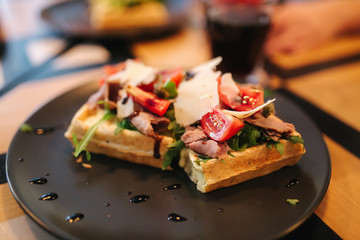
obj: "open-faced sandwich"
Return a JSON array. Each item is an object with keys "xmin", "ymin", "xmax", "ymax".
[
  {"xmin": 65, "ymin": 57, "xmax": 305, "ymax": 193},
  {"xmin": 88, "ymin": 0, "xmax": 169, "ymax": 30}
]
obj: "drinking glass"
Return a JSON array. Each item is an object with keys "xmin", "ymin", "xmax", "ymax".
[{"xmin": 204, "ymin": 0, "xmax": 278, "ymax": 83}]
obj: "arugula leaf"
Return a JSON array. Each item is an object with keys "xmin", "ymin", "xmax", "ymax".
[
  {"xmin": 286, "ymin": 135, "xmax": 304, "ymax": 145},
  {"xmin": 165, "ymin": 107, "xmax": 175, "ymax": 121},
  {"xmin": 114, "ymin": 119, "xmax": 138, "ymax": 134},
  {"xmin": 168, "ymin": 121, "xmax": 185, "ymax": 140},
  {"xmin": 73, "ymin": 111, "xmax": 114, "ymax": 158},
  {"xmin": 195, "ymin": 155, "xmax": 212, "ymax": 163},
  {"xmin": 20, "ymin": 123, "xmax": 33, "ymax": 133},
  {"xmin": 162, "ymin": 79, "xmax": 177, "ymax": 99},
  {"xmin": 227, "ymin": 123, "xmax": 293, "ymax": 155},
  {"xmin": 286, "ymin": 198, "xmax": 300, "ymax": 206},
  {"xmin": 274, "ymin": 142, "xmax": 285, "ymax": 155},
  {"xmin": 227, "ymin": 151, "xmax": 235, "ymax": 157},
  {"xmin": 227, "ymin": 123, "xmax": 261, "ymax": 151},
  {"xmin": 262, "ymin": 102, "xmax": 275, "ymax": 118},
  {"xmin": 162, "ymin": 140, "xmax": 185, "ymax": 170}
]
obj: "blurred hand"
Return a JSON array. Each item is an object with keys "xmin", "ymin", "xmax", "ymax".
[{"xmin": 265, "ymin": 1, "xmax": 342, "ymax": 56}]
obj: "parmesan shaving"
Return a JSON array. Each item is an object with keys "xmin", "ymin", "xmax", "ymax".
[
  {"xmin": 191, "ymin": 57, "xmax": 222, "ymax": 74},
  {"xmin": 222, "ymin": 99, "xmax": 276, "ymax": 119},
  {"xmin": 108, "ymin": 59, "xmax": 155, "ymax": 86},
  {"xmin": 117, "ymin": 89, "xmax": 134, "ymax": 120},
  {"xmin": 174, "ymin": 69, "xmax": 220, "ymax": 126}
]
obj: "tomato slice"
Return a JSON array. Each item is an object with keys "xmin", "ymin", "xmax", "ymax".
[
  {"xmin": 158, "ymin": 67, "xmax": 184, "ymax": 87},
  {"xmin": 137, "ymin": 81, "xmax": 155, "ymax": 93},
  {"xmin": 126, "ymin": 85, "xmax": 171, "ymax": 116},
  {"xmin": 98, "ymin": 62, "xmax": 126, "ymax": 86},
  {"xmin": 103, "ymin": 62, "xmax": 126, "ymax": 76},
  {"xmin": 218, "ymin": 74, "xmax": 264, "ymax": 111},
  {"xmin": 218, "ymin": 74, "xmax": 242, "ymax": 109},
  {"xmin": 219, "ymin": 0, "xmax": 261, "ymax": 5},
  {"xmin": 234, "ymin": 86, "xmax": 264, "ymax": 111},
  {"xmin": 201, "ymin": 108, "xmax": 244, "ymax": 141}
]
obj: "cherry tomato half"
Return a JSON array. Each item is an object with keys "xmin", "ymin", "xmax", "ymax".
[
  {"xmin": 98, "ymin": 62, "xmax": 126, "ymax": 86},
  {"xmin": 158, "ymin": 67, "xmax": 184, "ymax": 87},
  {"xmin": 201, "ymin": 108, "xmax": 244, "ymax": 141},
  {"xmin": 234, "ymin": 86, "xmax": 264, "ymax": 111},
  {"xmin": 126, "ymin": 85, "xmax": 171, "ymax": 116},
  {"xmin": 217, "ymin": 74, "xmax": 242, "ymax": 109}
]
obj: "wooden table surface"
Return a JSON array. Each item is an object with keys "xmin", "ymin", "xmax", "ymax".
[{"xmin": 0, "ymin": 0, "xmax": 359, "ymax": 239}]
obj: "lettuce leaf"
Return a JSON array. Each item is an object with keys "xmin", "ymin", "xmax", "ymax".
[
  {"xmin": 162, "ymin": 140, "xmax": 185, "ymax": 170},
  {"xmin": 227, "ymin": 123, "xmax": 304, "ymax": 155}
]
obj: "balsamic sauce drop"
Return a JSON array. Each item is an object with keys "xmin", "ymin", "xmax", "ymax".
[
  {"xmin": 39, "ymin": 192, "xmax": 58, "ymax": 201},
  {"xmin": 168, "ymin": 213, "xmax": 187, "ymax": 222},
  {"xmin": 153, "ymin": 136, "xmax": 162, "ymax": 159},
  {"xmin": 185, "ymin": 71, "xmax": 195, "ymax": 80},
  {"xmin": 28, "ymin": 177, "xmax": 47, "ymax": 184},
  {"xmin": 121, "ymin": 96, "xmax": 129, "ymax": 104},
  {"xmin": 130, "ymin": 195, "xmax": 150, "ymax": 203},
  {"xmin": 65, "ymin": 213, "xmax": 84, "ymax": 223},
  {"xmin": 18, "ymin": 158, "xmax": 24, "ymax": 162},
  {"xmin": 162, "ymin": 184, "xmax": 181, "ymax": 191},
  {"xmin": 286, "ymin": 178, "xmax": 300, "ymax": 187},
  {"xmin": 34, "ymin": 127, "xmax": 55, "ymax": 135}
]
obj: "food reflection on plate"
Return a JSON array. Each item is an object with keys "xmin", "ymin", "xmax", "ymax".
[
  {"xmin": 40, "ymin": 0, "xmax": 190, "ymax": 38},
  {"xmin": 89, "ymin": 0, "xmax": 170, "ymax": 30}
]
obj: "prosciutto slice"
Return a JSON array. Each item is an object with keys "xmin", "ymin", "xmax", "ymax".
[
  {"xmin": 181, "ymin": 126, "xmax": 207, "ymax": 145},
  {"xmin": 189, "ymin": 140, "xmax": 229, "ymax": 159},
  {"xmin": 245, "ymin": 113, "xmax": 295, "ymax": 140},
  {"xmin": 181, "ymin": 125, "xmax": 229, "ymax": 158},
  {"xmin": 130, "ymin": 111, "xmax": 170, "ymax": 136}
]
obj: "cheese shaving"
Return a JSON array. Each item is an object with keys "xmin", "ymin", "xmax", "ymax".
[
  {"xmin": 222, "ymin": 99, "xmax": 276, "ymax": 119},
  {"xmin": 108, "ymin": 59, "xmax": 155, "ymax": 86},
  {"xmin": 174, "ymin": 69, "xmax": 220, "ymax": 126}
]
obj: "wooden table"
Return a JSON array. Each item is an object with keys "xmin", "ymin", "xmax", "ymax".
[{"xmin": 1, "ymin": 0, "xmax": 359, "ymax": 239}]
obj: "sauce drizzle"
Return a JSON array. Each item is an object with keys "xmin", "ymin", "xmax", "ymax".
[
  {"xmin": 39, "ymin": 192, "xmax": 58, "ymax": 201},
  {"xmin": 286, "ymin": 178, "xmax": 300, "ymax": 187},
  {"xmin": 162, "ymin": 184, "xmax": 181, "ymax": 191},
  {"xmin": 168, "ymin": 213, "xmax": 187, "ymax": 222},
  {"xmin": 65, "ymin": 213, "xmax": 84, "ymax": 223},
  {"xmin": 29, "ymin": 177, "xmax": 47, "ymax": 184}
]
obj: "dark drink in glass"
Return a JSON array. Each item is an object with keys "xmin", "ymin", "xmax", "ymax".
[{"xmin": 206, "ymin": 3, "xmax": 271, "ymax": 80}]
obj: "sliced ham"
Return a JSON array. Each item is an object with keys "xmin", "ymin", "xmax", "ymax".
[
  {"xmin": 87, "ymin": 81, "xmax": 120, "ymax": 111},
  {"xmin": 130, "ymin": 111, "xmax": 170, "ymax": 136},
  {"xmin": 87, "ymin": 84, "xmax": 106, "ymax": 111},
  {"xmin": 181, "ymin": 125, "xmax": 229, "ymax": 159},
  {"xmin": 245, "ymin": 113, "xmax": 295, "ymax": 139},
  {"xmin": 218, "ymin": 73, "xmax": 242, "ymax": 109},
  {"xmin": 181, "ymin": 126, "xmax": 207, "ymax": 145},
  {"xmin": 189, "ymin": 140, "xmax": 229, "ymax": 159}
]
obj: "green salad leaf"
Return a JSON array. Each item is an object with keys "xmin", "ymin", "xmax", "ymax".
[
  {"xmin": 194, "ymin": 155, "xmax": 212, "ymax": 164},
  {"xmin": 20, "ymin": 123, "xmax": 33, "ymax": 133},
  {"xmin": 227, "ymin": 123, "xmax": 262, "ymax": 151},
  {"xmin": 287, "ymin": 135, "xmax": 304, "ymax": 145},
  {"xmin": 73, "ymin": 101, "xmax": 115, "ymax": 160},
  {"xmin": 227, "ymin": 122, "xmax": 304, "ymax": 155},
  {"xmin": 114, "ymin": 118, "xmax": 138, "ymax": 134},
  {"xmin": 286, "ymin": 198, "xmax": 300, "ymax": 206},
  {"xmin": 162, "ymin": 140, "xmax": 185, "ymax": 170},
  {"xmin": 162, "ymin": 79, "xmax": 177, "ymax": 99},
  {"xmin": 73, "ymin": 111, "xmax": 114, "ymax": 159},
  {"xmin": 168, "ymin": 121, "xmax": 185, "ymax": 140}
]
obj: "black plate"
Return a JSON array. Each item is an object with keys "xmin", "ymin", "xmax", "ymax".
[
  {"xmin": 41, "ymin": 0, "xmax": 190, "ymax": 39},
  {"xmin": 7, "ymin": 81, "xmax": 331, "ymax": 240}
]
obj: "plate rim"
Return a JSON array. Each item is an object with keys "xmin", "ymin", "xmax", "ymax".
[{"xmin": 6, "ymin": 80, "xmax": 332, "ymax": 240}]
